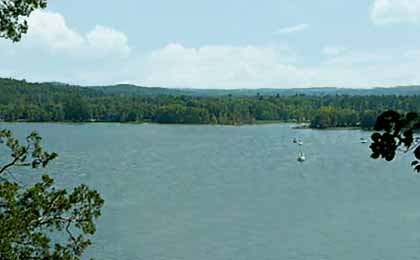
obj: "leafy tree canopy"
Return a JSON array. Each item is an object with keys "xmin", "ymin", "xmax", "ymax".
[
  {"xmin": 371, "ymin": 110, "xmax": 420, "ymax": 172},
  {"xmin": 0, "ymin": 0, "xmax": 47, "ymax": 41},
  {"xmin": 1, "ymin": 3, "xmax": 105, "ymax": 259},
  {"xmin": 0, "ymin": 130, "xmax": 104, "ymax": 260},
  {"xmin": 2, "ymin": 78, "xmax": 420, "ymax": 128}
]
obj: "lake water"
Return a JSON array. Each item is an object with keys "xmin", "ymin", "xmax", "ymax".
[{"xmin": 1, "ymin": 123, "xmax": 420, "ymax": 260}]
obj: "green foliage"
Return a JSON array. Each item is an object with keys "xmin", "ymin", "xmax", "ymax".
[
  {"xmin": 93, "ymin": 84, "xmax": 420, "ymax": 97},
  {"xmin": 0, "ymin": 0, "xmax": 47, "ymax": 42},
  {"xmin": 0, "ymin": 130, "xmax": 104, "ymax": 260},
  {"xmin": 0, "ymin": 129, "xmax": 57, "ymax": 173},
  {"xmin": 370, "ymin": 110, "xmax": 420, "ymax": 172},
  {"xmin": 1, "ymin": 78, "xmax": 420, "ymax": 128},
  {"xmin": 63, "ymin": 98, "xmax": 91, "ymax": 121},
  {"xmin": 1, "ymin": 5, "xmax": 104, "ymax": 259}
]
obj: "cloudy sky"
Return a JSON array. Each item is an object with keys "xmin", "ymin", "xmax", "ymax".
[{"xmin": 1, "ymin": 0, "xmax": 420, "ymax": 88}]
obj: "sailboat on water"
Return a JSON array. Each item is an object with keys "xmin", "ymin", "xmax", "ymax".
[
  {"xmin": 297, "ymin": 152, "xmax": 306, "ymax": 162},
  {"xmin": 293, "ymin": 138, "xmax": 304, "ymax": 146}
]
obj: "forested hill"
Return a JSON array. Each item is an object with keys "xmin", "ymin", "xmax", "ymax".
[
  {"xmin": 93, "ymin": 84, "xmax": 420, "ymax": 97},
  {"xmin": 91, "ymin": 84, "xmax": 186, "ymax": 96},
  {"xmin": 1, "ymin": 77, "xmax": 420, "ymax": 129},
  {"xmin": 3, "ymin": 77, "xmax": 420, "ymax": 97},
  {"xmin": 1, "ymin": 78, "xmax": 100, "ymax": 99}
]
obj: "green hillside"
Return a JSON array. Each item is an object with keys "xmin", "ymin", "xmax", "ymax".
[{"xmin": 1, "ymin": 77, "xmax": 420, "ymax": 129}]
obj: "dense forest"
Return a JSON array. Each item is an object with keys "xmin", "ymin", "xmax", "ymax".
[
  {"xmin": 1, "ymin": 78, "xmax": 420, "ymax": 129},
  {"xmin": 91, "ymin": 83, "xmax": 420, "ymax": 97}
]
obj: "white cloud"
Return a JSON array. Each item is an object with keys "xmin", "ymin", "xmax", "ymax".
[
  {"xmin": 136, "ymin": 43, "xmax": 311, "ymax": 88},
  {"xmin": 2, "ymin": 32, "xmax": 420, "ymax": 88},
  {"xmin": 371, "ymin": 0, "xmax": 420, "ymax": 25},
  {"xmin": 20, "ymin": 10, "xmax": 131, "ymax": 58},
  {"xmin": 26, "ymin": 10, "xmax": 84, "ymax": 50},
  {"xmin": 275, "ymin": 24, "xmax": 310, "ymax": 34},
  {"xmin": 322, "ymin": 46, "xmax": 347, "ymax": 56},
  {"xmin": 121, "ymin": 44, "xmax": 420, "ymax": 88},
  {"xmin": 86, "ymin": 26, "xmax": 130, "ymax": 57},
  {"xmin": 321, "ymin": 51, "xmax": 394, "ymax": 67},
  {"xmin": 4, "ymin": 41, "xmax": 420, "ymax": 88},
  {"xmin": 311, "ymin": 48, "xmax": 420, "ymax": 87}
]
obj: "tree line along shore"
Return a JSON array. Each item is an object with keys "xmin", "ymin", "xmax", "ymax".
[{"xmin": 1, "ymin": 78, "xmax": 420, "ymax": 129}]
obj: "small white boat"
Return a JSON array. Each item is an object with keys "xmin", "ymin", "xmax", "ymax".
[
  {"xmin": 298, "ymin": 141, "xmax": 304, "ymax": 146},
  {"xmin": 297, "ymin": 152, "xmax": 306, "ymax": 162},
  {"xmin": 360, "ymin": 138, "xmax": 368, "ymax": 144}
]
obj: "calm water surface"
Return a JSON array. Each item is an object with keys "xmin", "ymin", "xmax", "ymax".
[{"xmin": 1, "ymin": 123, "xmax": 420, "ymax": 260}]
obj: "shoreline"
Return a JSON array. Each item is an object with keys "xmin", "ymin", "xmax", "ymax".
[
  {"xmin": 292, "ymin": 124, "xmax": 371, "ymax": 131},
  {"xmin": 0, "ymin": 120, "xmax": 372, "ymax": 131}
]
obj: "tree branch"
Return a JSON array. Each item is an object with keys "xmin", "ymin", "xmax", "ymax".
[{"xmin": 0, "ymin": 155, "xmax": 21, "ymax": 174}]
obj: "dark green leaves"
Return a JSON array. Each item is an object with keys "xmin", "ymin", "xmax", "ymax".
[
  {"xmin": 370, "ymin": 132, "xmax": 397, "ymax": 161},
  {"xmin": 0, "ymin": 130, "xmax": 104, "ymax": 260},
  {"xmin": 374, "ymin": 110, "xmax": 401, "ymax": 132},
  {"xmin": 0, "ymin": 130, "xmax": 58, "ymax": 174},
  {"xmin": 370, "ymin": 110, "xmax": 420, "ymax": 172},
  {"xmin": 415, "ymin": 146, "xmax": 420, "ymax": 160},
  {"xmin": 0, "ymin": 0, "xmax": 47, "ymax": 42},
  {"xmin": 0, "ymin": 3, "xmax": 105, "ymax": 258}
]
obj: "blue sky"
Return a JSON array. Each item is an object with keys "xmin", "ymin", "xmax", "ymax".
[{"xmin": 1, "ymin": 0, "xmax": 420, "ymax": 88}]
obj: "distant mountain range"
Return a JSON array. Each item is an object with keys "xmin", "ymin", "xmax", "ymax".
[{"xmin": 4, "ymin": 78, "xmax": 420, "ymax": 97}]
